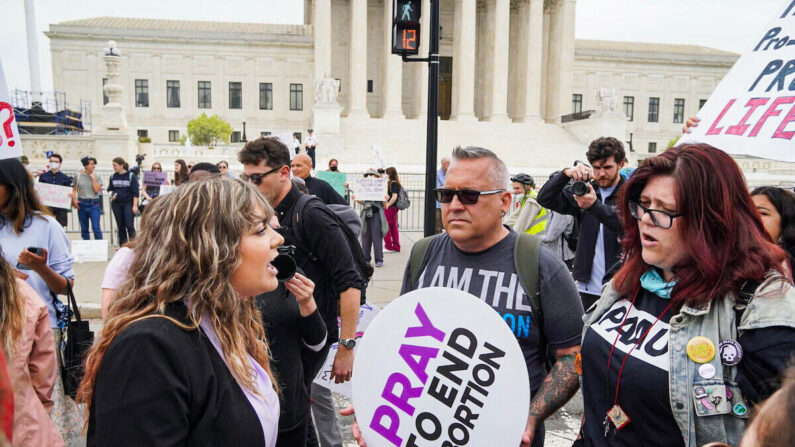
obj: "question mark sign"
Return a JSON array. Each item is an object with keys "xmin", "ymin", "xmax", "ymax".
[{"xmin": 0, "ymin": 102, "xmax": 16, "ymax": 147}]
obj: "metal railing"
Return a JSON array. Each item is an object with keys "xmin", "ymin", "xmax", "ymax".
[{"xmin": 57, "ymin": 169, "xmax": 433, "ymax": 245}]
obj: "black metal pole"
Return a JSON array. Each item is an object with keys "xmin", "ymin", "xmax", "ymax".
[{"xmin": 423, "ymin": 0, "xmax": 440, "ymax": 237}]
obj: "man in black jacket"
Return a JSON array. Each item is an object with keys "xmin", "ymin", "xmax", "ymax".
[
  {"xmin": 292, "ymin": 153, "xmax": 347, "ymax": 205},
  {"xmin": 537, "ymin": 137, "xmax": 626, "ymax": 310},
  {"xmin": 240, "ymin": 137, "xmax": 363, "ymax": 447}
]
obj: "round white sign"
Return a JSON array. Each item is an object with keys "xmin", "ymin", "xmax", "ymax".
[{"xmin": 352, "ymin": 287, "xmax": 530, "ymax": 447}]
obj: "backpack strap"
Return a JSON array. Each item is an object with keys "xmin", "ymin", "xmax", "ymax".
[
  {"xmin": 288, "ymin": 194, "xmax": 319, "ymax": 262},
  {"xmin": 409, "ymin": 235, "xmax": 437, "ymax": 288},
  {"xmin": 514, "ymin": 233, "xmax": 552, "ymax": 369},
  {"xmin": 514, "ymin": 234, "xmax": 541, "ymax": 323}
]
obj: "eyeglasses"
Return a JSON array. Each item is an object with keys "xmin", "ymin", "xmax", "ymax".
[
  {"xmin": 240, "ymin": 166, "xmax": 283, "ymax": 185},
  {"xmin": 628, "ymin": 201, "xmax": 682, "ymax": 229},
  {"xmin": 435, "ymin": 188, "xmax": 504, "ymax": 205},
  {"xmin": 219, "ymin": 165, "xmax": 228, "ymax": 170},
  {"xmin": 152, "ymin": 167, "xmax": 162, "ymax": 171}
]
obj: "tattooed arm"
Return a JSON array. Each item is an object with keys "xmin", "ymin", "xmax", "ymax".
[{"xmin": 520, "ymin": 345, "xmax": 581, "ymax": 447}]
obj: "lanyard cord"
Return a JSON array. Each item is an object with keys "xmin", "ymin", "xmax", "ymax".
[{"xmin": 606, "ymin": 288, "xmax": 673, "ymax": 405}]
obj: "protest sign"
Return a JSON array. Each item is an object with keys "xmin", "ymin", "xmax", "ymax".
[
  {"xmin": 352, "ymin": 287, "xmax": 530, "ymax": 447},
  {"xmin": 317, "ymin": 170, "xmax": 348, "ymax": 197},
  {"xmin": 313, "ymin": 302, "xmax": 381, "ymax": 397},
  {"xmin": 71, "ymin": 240, "xmax": 109, "ymax": 263},
  {"xmin": 159, "ymin": 185, "xmax": 177, "ymax": 196},
  {"xmin": 274, "ymin": 132, "xmax": 297, "ymax": 160},
  {"xmin": 0, "ymin": 59, "xmax": 22, "ymax": 160},
  {"xmin": 34, "ymin": 182, "xmax": 73, "ymax": 209},
  {"xmin": 680, "ymin": 1, "xmax": 795, "ymax": 161},
  {"xmin": 351, "ymin": 177, "xmax": 387, "ymax": 201},
  {"xmin": 372, "ymin": 144, "xmax": 386, "ymax": 170},
  {"xmin": 143, "ymin": 171, "xmax": 168, "ymax": 186}
]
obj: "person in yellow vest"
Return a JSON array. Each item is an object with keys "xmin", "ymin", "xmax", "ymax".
[{"xmin": 506, "ymin": 173, "xmax": 549, "ymax": 235}]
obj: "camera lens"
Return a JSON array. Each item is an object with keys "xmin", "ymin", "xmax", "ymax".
[
  {"xmin": 572, "ymin": 181, "xmax": 589, "ymax": 196},
  {"xmin": 272, "ymin": 254, "xmax": 296, "ymax": 282}
]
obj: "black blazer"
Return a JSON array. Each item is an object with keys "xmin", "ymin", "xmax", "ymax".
[{"xmin": 87, "ymin": 301, "xmax": 268, "ymax": 447}]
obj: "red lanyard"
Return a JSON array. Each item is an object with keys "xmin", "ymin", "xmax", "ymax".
[{"xmin": 606, "ymin": 288, "xmax": 673, "ymax": 406}]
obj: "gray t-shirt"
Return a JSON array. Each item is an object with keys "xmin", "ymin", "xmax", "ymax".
[
  {"xmin": 76, "ymin": 172, "xmax": 103, "ymax": 199},
  {"xmin": 401, "ymin": 231, "xmax": 584, "ymax": 391}
]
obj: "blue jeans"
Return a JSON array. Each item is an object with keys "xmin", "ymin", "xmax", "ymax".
[
  {"xmin": 111, "ymin": 200, "xmax": 136, "ymax": 245},
  {"xmin": 77, "ymin": 199, "xmax": 103, "ymax": 240}
]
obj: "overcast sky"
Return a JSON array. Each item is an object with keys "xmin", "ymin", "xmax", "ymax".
[{"xmin": 0, "ymin": 0, "xmax": 786, "ymax": 94}]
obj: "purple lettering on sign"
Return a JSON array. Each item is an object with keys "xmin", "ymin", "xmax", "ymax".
[
  {"xmin": 382, "ymin": 372, "xmax": 424, "ymax": 416},
  {"xmin": 399, "ymin": 343, "xmax": 439, "ymax": 384},
  {"xmin": 370, "ymin": 405, "xmax": 403, "ymax": 447},
  {"xmin": 405, "ymin": 302, "xmax": 446, "ymax": 342}
]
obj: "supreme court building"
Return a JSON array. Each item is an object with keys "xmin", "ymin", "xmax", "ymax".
[{"xmin": 43, "ymin": 0, "xmax": 739, "ymax": 172}]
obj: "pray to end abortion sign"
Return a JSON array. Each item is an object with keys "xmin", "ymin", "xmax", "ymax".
[
  {"xmin": 352, "ymin": 287, "xmax": 530, "ymax": 447},
  {"xmin": 680, "ymin": 1, "xmax": 795, "ymax": 161}
]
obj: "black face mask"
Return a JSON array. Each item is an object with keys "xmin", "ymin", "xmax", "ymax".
[{"xmin": 330, "ymin": 166, "xmax": 338, "ymax": 172}]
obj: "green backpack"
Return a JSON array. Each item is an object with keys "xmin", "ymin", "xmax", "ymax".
[{"xmin": 408, "ymin": 233, "xmax": 544, "ymax": 336}]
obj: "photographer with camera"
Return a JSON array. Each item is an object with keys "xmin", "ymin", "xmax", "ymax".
[{"xmin": 537, "ymin": 137, "xmax": 626, "ymax": 310}]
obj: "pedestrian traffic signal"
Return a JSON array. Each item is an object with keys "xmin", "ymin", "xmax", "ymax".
[{"xmin": 392, "ymin": 0, "xmax": 421, "ymax": 55}]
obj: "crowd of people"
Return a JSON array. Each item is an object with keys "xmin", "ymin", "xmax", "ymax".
[{"xmin": 1, "ymin": 127, "xmax": 794, "ymax": 447}]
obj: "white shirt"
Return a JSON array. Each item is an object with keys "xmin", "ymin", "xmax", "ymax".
[{"xmin": 305, "ymin": 135, "xmax": 319, "ymax": 147}]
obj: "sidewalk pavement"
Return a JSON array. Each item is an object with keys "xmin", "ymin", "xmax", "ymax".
[{"xmin": 69, "ymin": 230, "xmax": 581, "ymax": 446}]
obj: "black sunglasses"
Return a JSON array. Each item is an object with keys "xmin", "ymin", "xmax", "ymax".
[
  {"xmin": 435, "ymin": 188, "xmax": 504, "ymax": 205},
  {"xmin": 628, "ymin": 201, "xmax": 682, "ymax": 229},
  {"xmin": 240, "ymin": 166, "xmax": 283, "ymax": 185}
]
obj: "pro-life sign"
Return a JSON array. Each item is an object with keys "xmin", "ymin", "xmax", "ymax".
[
  {"xmin": 352, "ymin": 288, "xmax": 530, "ymax": 447},
  {"xmin": 680, "ymin": 1, "xmax": 795, "ymax": 161}
]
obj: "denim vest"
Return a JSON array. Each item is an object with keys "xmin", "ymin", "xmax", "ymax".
[{"xmin": 582, "ymin": 273, "xmax": 795, "ymax": 447}]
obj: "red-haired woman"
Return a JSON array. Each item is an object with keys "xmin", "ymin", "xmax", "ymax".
[{"xmin": 577, "ymin": 144, "xmax": 795, "ymax": 447}]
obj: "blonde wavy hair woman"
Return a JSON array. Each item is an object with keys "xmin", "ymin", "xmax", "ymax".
[{"xmin": 79, "ymin": 178, "xmax": 285, "ymax": 447}]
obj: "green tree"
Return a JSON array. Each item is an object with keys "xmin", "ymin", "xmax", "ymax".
[{"xmin": 186, "ymin": 113, "xmax": 233, "ymax": 146}]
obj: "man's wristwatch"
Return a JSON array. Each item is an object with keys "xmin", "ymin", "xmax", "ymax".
[{"xmin": 339, "ymin": 338, "xmax": 356, "ymax": 349}]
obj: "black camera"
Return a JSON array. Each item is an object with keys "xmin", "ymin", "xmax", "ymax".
[
  {"xmin": 135, "ymin": 154, "xmax": 146, "ymax": 165},
  {"xmin": 572, "ymin": 176, "xmax": 591, "ymax": 196},
  {"xmin": 273, "ymin": 245, "xmax": 297, "ymax": 282}
]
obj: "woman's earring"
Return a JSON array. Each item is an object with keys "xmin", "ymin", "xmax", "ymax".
[{"xmin": 501, "ymin": 211, "xmax": 506, "ymax": 217}]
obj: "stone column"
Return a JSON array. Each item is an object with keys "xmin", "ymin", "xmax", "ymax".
[
  {"xmin": 487, "ymin": 0, "xmax": 510, "ymax": 122},
  {"xmin": 314, "ymin": 0, "xmax": 332, "ymax": 80},
  {"xmin": 520, "ymin": 0, "xmax": 544, "ymax": 122},
  {"xmin": 348, "ymin": 0, "xmax": 369, "ymax": 118},
  {"xmin": 414, "ymin": 0, "xmax": 431, "ymax": 118},
  {"xmin": 382, "ymin": 0, "xmax": 403, "ymax": 118},
  {"xmin": 558, "ymin": 0, "xmax": 576, "ymax": 122},
  {"xmin": 544, "ymin": 0, "xmax": 576, "ymax": 123},
  {"xmin": 544, "ymin": 0, "xmax": 563, "ymax": 123},
  {"xmin": 451, "ymin": 0, "xmax": 476, "ymax": 121}
]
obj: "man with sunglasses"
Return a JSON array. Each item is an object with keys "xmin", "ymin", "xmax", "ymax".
[
  {"xmin": 402, "ymin": 146, "xmax": 584, "ymax": 447},
  {"xmin": 537, "ymin": 137, "xmax": 626, "ymax": 311},
  {"xmin": 239, "ymin": 137, "xmax": 363, "ymax": 447}
]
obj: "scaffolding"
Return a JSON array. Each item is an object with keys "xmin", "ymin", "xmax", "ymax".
[{"xmin": 11, "ymin": 89, "xmax": 92, "ymax": 135}]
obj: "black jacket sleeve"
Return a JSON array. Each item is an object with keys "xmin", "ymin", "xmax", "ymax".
[
  {"xmin": 537, "ymin": 171, "xmax": 581, "ymax": 216},
  {"xmin": 736, "ymin": 326, "xmax": 795, "ymax": 405},
  {"xmin": 538, "ymin": 171, "xmax": 620, "ymax": 232},
  {"xmin": 587, "ymin": 197, "xmax": 620, "ymax": 233},
  {"xmin": 91, "ymin": 323, "xmax": 191, "ymax": 446},
  {"xmin": 304, "ymin": 204, "xmax": 363, "ymax": 294},
  {"xmin": 299, "ymin": 308, "xmax": 328, "ymax": 350}
]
